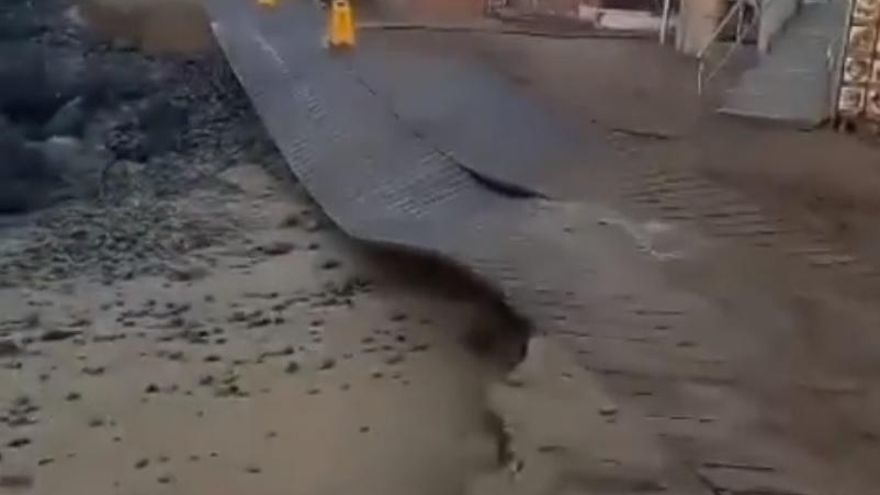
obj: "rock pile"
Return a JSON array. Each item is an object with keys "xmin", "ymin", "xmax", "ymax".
[{"xmin": 0, "ymin": 0, "xmax": 281, "ymax": 286}]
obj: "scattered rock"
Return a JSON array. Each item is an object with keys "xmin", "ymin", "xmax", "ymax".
[
  {"xmin": 246, "ymin": 317, "xmax": 272, "ymax": 329},
  {"xmin": 164, "ymin": 317, "xmax": 185, "ymax": 329},
  {"xmin": 88, "ymin": 416, "xmax": 105, "ymax": 428},
  {"xmin": 319, "ymin": 259, "xmax": 341, "ymax": 270},
  {"xmin": 245, "ymin": 465, "xmax": 262, "ymax": 474},
  {"xmin": 156, "ymin": 474, "xmax": 174, "ymax": 484},
  {"xmin": 0, "ymin": 339, "xmax": 22, "ymax": 357},
  {"xmin": 389, "ymin": 311, "xmax": 408, "ymax": 322},
  {"xmin": 598, "ymin": 404, "xmax": 619, "ymax": 417},
  {"xmin": 258, "ymin": 346, "xmax": 295, "ymax": 361},
  {"xmin": 81, "ymin": 365, "xmax": 106, "ymax": 376},
  {"xmin": 165, "ymin": 350, "xmax": 185, "ymax": 361},
  {"xmin": 7, "ymin": 437, "xmax": 31, "ymax": 449},
  {"xmin": 0, "ymin": 474, "xmax": 33, "ymax": 489},
  {"xmin": 279, "ymin": 213, "xmax": 301, "ymax": 228},
  {"xmin": 318, "ymin": 357, "xmax": 336, "ymax": 370},
  {"xmin": 204, "ymin": 354, "xmax": 221, "ymax": 363},
  {"xmin": 65, "ymin": 391, "xmax": 82, "ymax": 401},
  {"xmin": 384, "ymin": 353, "xmax": 405, "ymax": 366},
  {"xmin": 144, "ymin": 383, "xmax": 160, "ymax": 394},
  {"xmin": 134, "ymin": 458, "xmax": 149, "ymax": 469},
  {"xmin": 167, "ymin": 265, "xmax": 210, "ymax": 282},
  {"xmin": 257, "ymin": 241, "xmax": 296, "ymax": 256},
  {"xmin": 284, "ymin": 361, "xmax": 300, "ymax": 374},
  {"xmin": 67, "ymin": 317, "xmax": 91, "ymax": 328},
  {"xmin": 40, "ymin": 329, "xmax": 80, "ymax": 342},
  {"xmin": 214, "ymin": 383, "xmax": 247, "ymax": 398}
]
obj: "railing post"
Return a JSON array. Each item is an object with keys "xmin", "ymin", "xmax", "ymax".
[{"xmin": 660, "ymin": 0, "xmax": 673, "ymax": 44}]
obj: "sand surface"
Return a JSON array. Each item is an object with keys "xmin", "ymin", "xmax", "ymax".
[{"xmin": 1, "ymin": 162, "xmax": 558, "ymax": 494}]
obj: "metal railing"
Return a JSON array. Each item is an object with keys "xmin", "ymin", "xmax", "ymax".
[{"xmin": 696, "ymin": 0, "xmax": 762, "ymax": 94}]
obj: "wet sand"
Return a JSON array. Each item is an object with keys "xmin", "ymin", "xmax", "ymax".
[{"xmin": 0, "ymin": 163, "xmax": 536, "ymax": 494}]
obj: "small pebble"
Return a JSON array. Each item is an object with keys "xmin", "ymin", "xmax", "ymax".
[
  {"xmin": 599, "ymin": 405, "xmax": 619, "ymax": 417},
  {"xmin": 7, "ymin": 437, "xmax": 31, "ymax": 449},
  {"xmin": 319, "ymin": 259, "xmax": 341, "ymax": 270},
  {"xmin": 384, "ymin": 353, "xmax": 405, "ymax": 366},
  {"xmin": 285, "ymin": 361, "xmax": 300, "ymax": 374},
  {"xmin": 82, "ymin": 366, "xmax": 106, "ymax": 376},
  {"xmin": 0, "ymin": 474, "xmax": 33, "ymax": 489}
]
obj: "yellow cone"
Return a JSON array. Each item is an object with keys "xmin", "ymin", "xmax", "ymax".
[
  {"xmin": 328, "ymin": 0, "xmax": 355, "ymax": 48},
  {"xmin": 257, "ymin": 0, "xmax": 278, "ymax": 8}
]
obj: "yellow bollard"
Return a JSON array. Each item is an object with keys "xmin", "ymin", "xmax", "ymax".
[
  {"xmin": 328, "ymin": 0, "xmax": 355, "ymax": 49},
  {"xmin": 257, "ymin": 0, "xmax": 278, "ymax": 8}
]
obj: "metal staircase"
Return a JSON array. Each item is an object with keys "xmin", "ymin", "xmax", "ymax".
[{"xmin": 716, "ymin": 0, "xmax": 848, "ymax": 125}]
